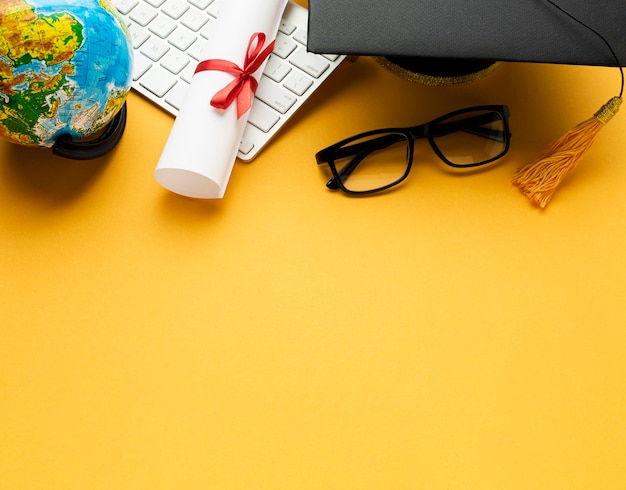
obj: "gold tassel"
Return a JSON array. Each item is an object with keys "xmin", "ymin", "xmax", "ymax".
[{"xmin": 512, "ymin": 96, "xmax": 622, "ymax": 208}]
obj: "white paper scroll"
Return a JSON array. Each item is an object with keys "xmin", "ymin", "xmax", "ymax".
[{"xmin": 154, "ymin": 0, "xmax": 288, "ymax": 198}]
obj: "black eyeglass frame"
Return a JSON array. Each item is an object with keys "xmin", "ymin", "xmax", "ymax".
[{"xmin": 315, "ymin": 105, "xmax": 511, "ymax": 195}]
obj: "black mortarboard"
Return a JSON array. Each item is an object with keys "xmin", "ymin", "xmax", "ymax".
[
  {"xmin": 307, "ymin": 0, "xmax": 626, "ymax": 208},
  {"xmin": 307, "ymin": 0, "xmax": 626, "ymax": 67}
]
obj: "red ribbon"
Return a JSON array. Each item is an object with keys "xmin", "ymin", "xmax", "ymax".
[{"xmin": 194, "ymin": 32, "xmax": 275, "ymax": 119}]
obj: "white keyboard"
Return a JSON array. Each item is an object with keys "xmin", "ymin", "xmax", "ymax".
[{"xmin": 111, "ymin": 0, "xmax": 345, "ymax": 161}]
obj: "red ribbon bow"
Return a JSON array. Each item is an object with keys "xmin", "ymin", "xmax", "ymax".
[{"xmin": 194, "ymin": 32, "xmax": 275, "ymax": 119}]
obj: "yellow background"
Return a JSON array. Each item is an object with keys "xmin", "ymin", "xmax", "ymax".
[{"xmin": 2, "ymin": 2, "xmax": 625, "ymax": 488}]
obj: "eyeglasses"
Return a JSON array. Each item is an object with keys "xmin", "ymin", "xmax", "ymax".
[{"xmin": 315, "ymin": 105, "xmax": 511, "ymax": 195}]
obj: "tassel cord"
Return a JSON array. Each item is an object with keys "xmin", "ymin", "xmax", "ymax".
[{"xmin": 545, "ymin": 0, "xmax": 623, "ymax": 97}]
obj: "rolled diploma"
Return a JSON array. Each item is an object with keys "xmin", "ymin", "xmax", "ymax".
[{"xmin": 154, "ymin": 0, "xmax": 288, "ymax": 198}]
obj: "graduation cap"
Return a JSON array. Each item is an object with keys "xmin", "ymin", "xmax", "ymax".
[{"xmin": 307, "ymin": 0, "xmax": 626, "ymax": 208}]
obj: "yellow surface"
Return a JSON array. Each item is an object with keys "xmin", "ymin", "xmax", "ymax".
[{"xmin": 2, "ymin": 4, "xmax": 626, "ymax": 488}]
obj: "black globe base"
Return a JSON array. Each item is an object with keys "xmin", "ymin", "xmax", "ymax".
[{"xmin": 52, "ymin": 102, "xmax": 127, "ymax": 160}]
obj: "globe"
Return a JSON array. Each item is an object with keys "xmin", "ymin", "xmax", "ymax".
[{"xmin": 0, "ymin": 0, "xmax": 132, "ymax": 149}]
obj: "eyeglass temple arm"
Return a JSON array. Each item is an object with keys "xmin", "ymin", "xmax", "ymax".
[
  {"xmin": 317, "ymin": 133, "xmax": 404, "ymax": 165},
  {"xmin": 428, "ymin": 113, "xmax": 509, "ymax": 143},
  {"xmin": 461, "ymin": 127, "xmax": 507, "ymax": 142}
]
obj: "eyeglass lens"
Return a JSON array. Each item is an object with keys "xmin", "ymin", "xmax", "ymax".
[
  {"xmin": 432, "ymin": 109, "xmax": 507, "ymax": 166},
  {"xmin": 333, "ymin": 132, "xmax": 410, "ymax": 193}
]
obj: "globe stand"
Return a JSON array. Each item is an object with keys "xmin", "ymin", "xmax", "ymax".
[{"xmin": 52, "ymin": 102, "xmax": 127, "ymax": 160}]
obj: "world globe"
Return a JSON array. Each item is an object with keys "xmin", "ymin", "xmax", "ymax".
[{"xmin": 0, "ymin": 0, "xmax": 132, "ymax": 152}]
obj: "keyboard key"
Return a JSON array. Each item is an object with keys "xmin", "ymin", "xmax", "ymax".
[
  {"xmin": 168, "ymin": 27, "xmax": 197, "ymax": 51},
  {"xmin": 187, "ymin": 37, "xmax": 208, "ymax": 61},
  {"xmin": 207, "ymin": 0, "xmax": 221, "ymax": 18},
  {"xmin": 264, "ymin": 55, "xmax": 291, "ymax": 83},
  {"xmin": 323, "ymin": 53, "xmax": 341, "ymax": 62},
  {"xmin": 161, "ymin": 0, "xmax": 189, "ymax": 20},
  {"xmin": 129, "ymin": 3, "xmax": 157, "ymax": 26},
  {"xmin": 181, "ymin": 9, "xmax": 210, "ymax": 32},
  {"xmin": 111, "ymin": 0, "xmax": 138, "ymax": 15},
  {"xmin": 180, "ymin": 62, "xmax": 197, "ymax": 84},
  {"xmin": 247, "ymin": 101, "xmax": 280, "ymax": 133},
  {"xmin": 293, "ymin": 28, "xmax": 307, "ymax": 46},
  {"xmin": 283, "ymin": 72, "xmax": 312, "ymax": 96},
  {"xmin": 139, "ymin": 65, "xmax": 177, "ymax": 97},
  {"xmin": 255, "ymin": 79, "xmax": 296, "ymax": 114},
  {"xmin": 160, "ymin": 49, "xmax": 190, "ymax": 74},
  {"xmin": 140, "ymin": 36, "xmax": 170, "ymax": 61},
  {"xmin": 199, "ymin": 20, "xmax": 215, "ymax": 40},
  {"xmin": 128, "ymin": 24, "xmax": 150, "ymax": 48},
  {"xmin": 239, "ymin": 138, "xmax": 254, "ymax": 156},
  {"xmin": 272, "ymin": 32, "xmax": 297, "ymax": 59},
  {"xmin": 148, "ymin": 14, "xmax": 177, "ymax": 38},
  {"xmin": 132, "ymin": 54, "xmax": 152, "ymax": 81},
  {"xmin": 289, "ymin": 49, "xmax": 330, "ymax": 78},
  {"xmin": 189, "ymin": 0, "xmax": 213, "ymax": 9},
  {"xmin": 278, "ymin": 19, "xmax": 297, "ymax": 36},
  {"xmin": 164, "ymin": 81, "xmax": 189, "ymax": 109}
]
